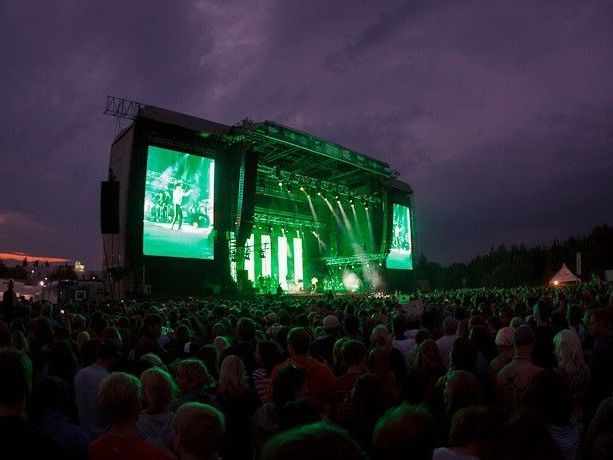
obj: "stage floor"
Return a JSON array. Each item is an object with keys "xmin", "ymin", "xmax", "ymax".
[{"xmin": 143, "ymin": 221, "xmax": 214, "ymax": 259}]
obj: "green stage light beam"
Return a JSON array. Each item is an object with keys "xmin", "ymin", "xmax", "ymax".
[
  {"xmin": 323, "ymin": 197, "xmax": 343, "ymax": 227},
  {"xmin": 306, "ymin": 194, "xmax": 319, "ymax": 223},
  {"xmin": 350, "ymin": 203, "xmax": 363, "ymax": 248},
  {"xmin": 312, "ymin": 231, "xmax": 327, "ymax": 252},
  {"xmin": 278, "ymin": 235, "xmax": 288, "ymax": 290},
  {"xmin": 293, "ymin": 237, "xmax": 303, "ymax": 287},
  {"xmin": 366, "ymin": 207, "xmax": 374, "ymax": 253},
  {"xmin": 338, "ymin": 201, "xmax": 354, "ymax": 234}
]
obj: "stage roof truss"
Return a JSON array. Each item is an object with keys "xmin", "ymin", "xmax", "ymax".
[
  {"xmin": 240, "ymin": 121, "xmax": 393, "ymax": 186},
  {"xmin": 253, "ymin": 207, "xmax": 325, "ymax": 231},
  {"xmin": 257, "ymin": 165, "xmax": 381, "ymax": 204},
  {"xmin": 323, "ymin": 253, "xmax": 388, "ymax": 266}
]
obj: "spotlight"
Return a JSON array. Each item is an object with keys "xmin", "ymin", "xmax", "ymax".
[
  {"xmin": 335, "ymin": 195, "xmax": 339, "ymax": 200},
  {"xmin": 300, "ymin": 186, "xmax": 305, "ymax": 192},
  {"xmin": 278, "ymin": 181, "xmax": 283, "ymax": 187},
  {"xmin": 317, "ymin": 192, "xmax": 322, "ymax": 196},
  {"xmin": 349, "ymin": 199, "xmax": 354, "ymax": 204}
]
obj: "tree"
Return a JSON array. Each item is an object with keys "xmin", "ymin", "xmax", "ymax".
[
  {"xmin": 425, "ymin": 224, "xmax": 613, "ymax": 289},
  {"xmin": 48, "ymin": 265, "xmax": 77, "ymax": 282}
]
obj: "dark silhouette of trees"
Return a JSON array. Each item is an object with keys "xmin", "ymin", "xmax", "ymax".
[
  {"xmin": 48, "ymin": 265, "xmax": 77, "ymax": 282},
  {"xmin": 0, "ymin": 262, "xmax": 28, "ymax": 280},
  {"xmin": 415, "ymin": 224, "xmax": 613, "ymax": 289}
]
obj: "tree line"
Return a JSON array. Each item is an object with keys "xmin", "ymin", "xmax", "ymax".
[{"xmin": 414, "ymin": 224, "xmax": 613, "ymax": 290}]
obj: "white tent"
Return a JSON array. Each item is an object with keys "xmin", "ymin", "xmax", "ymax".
[{"xmin": 550, "ymin": 263, "xmax": 580, "ymax": 285}]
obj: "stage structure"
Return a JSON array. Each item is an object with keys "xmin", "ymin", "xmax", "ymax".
[{"xmin": 101, "ymin": 99, "xmax": 415, "ymax": 295}]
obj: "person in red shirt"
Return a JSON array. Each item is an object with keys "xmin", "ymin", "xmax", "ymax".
[
  {"xmin": 333, "ymin": 340, "xmax": 367, "ymax": 394},
  {"xmin": 89, "ymin": 372, "xmax": 171, "ymax": 460},
  {"xmin": 272, "ymin": 327, "xmax": 336, "ymax": 412}
]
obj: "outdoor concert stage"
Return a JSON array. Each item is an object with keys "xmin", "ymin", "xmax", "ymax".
[{"xmin": 101, "ymin": 98, "xmax": 415, "ymax": 296}]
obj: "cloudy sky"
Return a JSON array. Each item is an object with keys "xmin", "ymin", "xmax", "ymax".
[{"xmin": 1, "ymin": 0, "xmax": 612, "ymax": 267}]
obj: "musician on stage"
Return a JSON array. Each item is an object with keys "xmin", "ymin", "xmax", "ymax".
[
  {"xmin": 311, "ymin": 276, "xmax": 319, "ymax": 293},
  {"xmin": 170, "ymin": 183, "xmax": 191, "ymax": 230}
]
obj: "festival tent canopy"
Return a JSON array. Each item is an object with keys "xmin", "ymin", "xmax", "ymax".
[{"xmin": 550, "ymin": 263, "xmax": 580, "ymax": 285}]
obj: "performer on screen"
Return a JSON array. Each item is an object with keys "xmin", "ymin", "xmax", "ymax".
[
  {"xmin": 311, "ymin": 276, "xmax": 319, "ymax": 293},
  {"xmin": 170, "ymin": 183, "xmax": 191, "ymax": 230}
]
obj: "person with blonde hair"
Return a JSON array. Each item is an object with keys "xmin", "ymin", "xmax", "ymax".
[
  {"xmin": 218, "ymin": 355, "xmax": 249, "ymax": 399},
  {"xmin": 171, "ymin": 358, "xmax": 216, "ymax": 412},
  {"xmin": 554, "ymin": 329, "xmax": 589, "ymax": 408},
  {"xmin": 172, "ymin": 402, "xmax": 225, "ymax": 460},
  {"xmin": 138, "ymin": 367, "xmax": 178, "ymax": 448},
  {"xmin": 90, "ymin": 372, "xmax": 170, "ymax": 459},
  {"xmin": 490, "ymin": 326, "xmax": 515, "ymax": 379},
  {"xmin": 217, "ymin": 355, "xmax": 259, "ymax": 459},
  {"xmin": 370, "ymin": 324, "xmax": 392, "ymax": 352}
]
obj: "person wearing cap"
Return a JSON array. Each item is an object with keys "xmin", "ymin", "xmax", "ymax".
[
  {"xmin": 495, "ymin": 325, "xmax": 543, "ymax": 409},
  {"xmin": 489, "ymin": 326, "xmax": 515, "ymax": 379},
  {"xmin": 309, "ymin": 315, "xmax": 341, "ymax": 366},
  {"xmin": 74, "ymin": 339, "xmax": 118, "ymax": 439}
]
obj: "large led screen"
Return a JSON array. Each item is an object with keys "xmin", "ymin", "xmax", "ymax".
[
  {"xmin": 143, "ymin": 146, "xmax": 215, "ymax": 259},
  {"xmin": 386, "ymin": 203, "xmax": 413, "ymax": 270}
]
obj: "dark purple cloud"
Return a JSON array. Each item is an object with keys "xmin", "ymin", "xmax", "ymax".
[{"xmin": 1, "ymin": 0, "xmax": 612, "ymax": 267}]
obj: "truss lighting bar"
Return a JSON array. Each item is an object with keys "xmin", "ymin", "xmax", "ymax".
[{"xmin": 323, "ymin": 253, "xmax": 388, "ymax": 266}]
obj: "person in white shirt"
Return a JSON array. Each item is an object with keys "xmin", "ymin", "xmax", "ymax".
[
  {"xmin": 74, "ymin": 340, "xmax": 116, "ymax": 439},
  {"xmin": 170, "ymin": 184, "xmax": 191, "ymax": 230},
  {"xmin": 391, "ymin": 315, "xmax": 415, "ymax": 366}
]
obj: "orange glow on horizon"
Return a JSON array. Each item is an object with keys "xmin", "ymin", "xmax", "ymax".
[{"xmin": 0, "ymin": 252, "xmax": 71, "ymax": 264}]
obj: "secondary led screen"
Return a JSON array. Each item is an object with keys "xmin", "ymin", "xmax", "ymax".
[
  {"xmin": 386, "ymin": 203, "xmax": 413, "ymax": 270},
  {"xmin": 143, "ymin": 146, "xmax": 215, "ymax": 259}
]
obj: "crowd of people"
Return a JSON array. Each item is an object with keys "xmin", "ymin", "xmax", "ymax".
[{"xmin": 1, "ymin": 278, "xmax": 613, "ymax": 459}]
